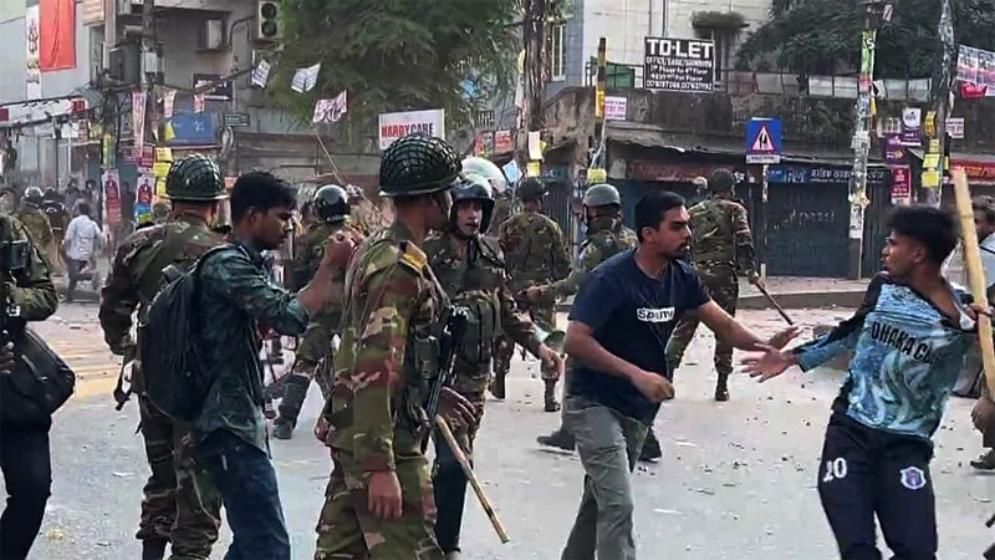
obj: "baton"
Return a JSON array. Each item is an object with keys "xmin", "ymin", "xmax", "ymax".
[
  {"xmin": 434, "ymin": 415, "xmax": 510, "ymax": 544},
  {"xmin": 754, "ymin": 282, "xmax": 794, "ymax": 325}
]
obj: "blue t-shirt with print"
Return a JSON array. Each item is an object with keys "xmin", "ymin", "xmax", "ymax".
[{"xmin": 568, "ymin": 249, "xmax": 710, "ymax": 423}]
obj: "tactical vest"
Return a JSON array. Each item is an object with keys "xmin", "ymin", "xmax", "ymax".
[
  {"xmin": 583, "ymin": 217, "xmax": 636, "ymax": 262},
  {"xmin": 504, "ymin": 213, "xmax": 560, "ymax": 286},
  {"xmin": 691, "ymin": 199, "xmax": 735, "ymax": 265},
  {"xmin": 428, "ymin": 235, "xmax": 504, "ymax": 382}
]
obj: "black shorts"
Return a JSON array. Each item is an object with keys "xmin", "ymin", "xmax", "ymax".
[{"xmin": 817, "ymin": 412, "xmax": 936, "ymax": 560}]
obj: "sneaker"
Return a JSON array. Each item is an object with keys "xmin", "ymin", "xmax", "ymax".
[
  {"xmin": 639, "ymin": 429, "xmax": 662, "ymax": 462},
  {"xmin": 272, "ymin": 418, "xmax": 295, "ymax": 440}
]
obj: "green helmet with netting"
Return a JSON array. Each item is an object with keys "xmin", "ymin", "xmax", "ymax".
[
  {"xmin": 165, "ymin": 154, "xmax": 227, "ymax": 201},
  {"xmin": 583, "ymin": 183, "xmax": 621, "ymax": 208},
  {"xmin": 517, "ymin": 177, "xmax": 547, "ymax": 201},
  {"xmin": 379, "ymin": 134, "xmax": 461, "ymax": 197}
]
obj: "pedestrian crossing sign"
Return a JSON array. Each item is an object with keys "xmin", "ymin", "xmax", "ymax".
[{"xmin": 746, "ymin": 118, "xmax": 782, "ymax": 164}]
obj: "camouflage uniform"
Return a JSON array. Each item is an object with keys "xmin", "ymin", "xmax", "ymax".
[
  {"xmin": 16, "ymin": 206, "xmax": 54, "ymax": 262},
  {"xmin": 273, "ymin": 183, "xmax": 357, "ymax": 440},
  {"xmin": 486, "ymin": 194, "xmax": 513, "ymax": 236},
  {"xmin": 423, "ymin": 230, "xmax": 543, "ymax": 554},
  {"xmin": 315, "ymin": 222, "xmax": 447, "ymax": 560},
  {"xmin": 315, "ymin": 134, "xmax": 462, "ymax": 560},
  {"xmin": 287, "ymin": 221, "xmax": 348, "ymax": 396},
  {"xmin": 99, "ymin": 214, "xmax": 224, "ymax": 559},
  {"xmin": 494, "ymin": 211, "xmax": 570, "ymax": 409},
  {"xmin": 665, "ymin": 190, "xmax": 757, "ymax": 400}
]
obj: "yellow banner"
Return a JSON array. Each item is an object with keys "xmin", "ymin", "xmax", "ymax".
[{"xmin": 152, "ymin": 162, "xmax": 171, "ymax": 178}]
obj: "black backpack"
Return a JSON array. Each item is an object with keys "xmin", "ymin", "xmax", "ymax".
[{"xmin": 139, "ymin": 245, "xmax": 231, "ymax": 421}]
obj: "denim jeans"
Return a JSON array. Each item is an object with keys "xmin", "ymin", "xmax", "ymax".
[
  {"xmin": 197, "ymin": 430, "xmax": 290, "ymax": 560},
  {"xmin": 561, "ymin": 397, "xmax": 649, "ymax": 560}
]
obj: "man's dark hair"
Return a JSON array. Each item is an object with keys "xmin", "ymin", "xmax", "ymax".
[
  {"xmin": 635, "ymin": 191, "xmax": 686, "ymax": 242},
  {"xmin": 77, "ymin": 201, "xmax": 91, "ymax": 216},
  {"xmin": 887, "ymin": 205, "xmax": 957, "ymax": 265},
  {"xmin": 230, "ymin": 171, "xmax": 296, "ymax": 223},
  {"xmin": 973, "ymin": 196, "xmax": 995, "ymax": 225}
]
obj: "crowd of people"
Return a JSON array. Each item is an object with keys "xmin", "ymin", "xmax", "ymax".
[{"xmin": 0, "ymin": 132, "xmax": 994, "ymax": 560}]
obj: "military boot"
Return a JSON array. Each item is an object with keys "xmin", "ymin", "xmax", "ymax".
[
  {"xmin": 141, "ymin": 539, "xmax": 167, "ymax": 560},
  {"xmin": 715, "ymin": 372, "xmax": 730, "ymax": 402},
  {"xmin": 544, "ymin": 379, "xmax": 560, "ymax": 412},
  {"xmin": 639, "ymin": 428, "xmax": 662, "ymax": 463},
  {"xmin": 434, "ymin": 464, "xmax": 469, "ymax": 556},
  {"xmin": 489, "ymin": 371, "xmax": 506, "ymax": 400},
  {"xmin": 273, "ymin": 374, "xmax": 311, "ymax": 440},
  {"xmin": 536, "ymin": 426, "xmax": 575, "ymax": 451}
]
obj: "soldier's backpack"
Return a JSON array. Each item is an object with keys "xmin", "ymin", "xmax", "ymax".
[{"xmin": 139, "ymin": 244, "xmax": 232, "ymax": 421}]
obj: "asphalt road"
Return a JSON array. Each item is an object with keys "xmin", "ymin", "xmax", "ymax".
[{"xmin": 11, "ymin": 305, "xmax": 995, "ymax": 559}]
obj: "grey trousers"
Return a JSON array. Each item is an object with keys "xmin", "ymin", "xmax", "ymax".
[{"xmin": 561, "ymin": 397, "xmax": 650, "ymax": 560}]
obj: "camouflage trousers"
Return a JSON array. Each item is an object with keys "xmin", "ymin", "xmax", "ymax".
[
  {"xmin": 136, "ymin": 396, "xmax": 222, "ymax": 559},
  {"xmin": 315, "ymin": 432, "xmax": 443, "ymax": 560},
  {"xmin": 432, "ymin": 389, "xmax": 486, "ymax": 553},
  {"xmin": 290, "ymin": 322, "xmax": 337, "ymax": 397},
  {"xmin": 665, "ymin": 271, "xmax": 739, "ymax": 377},
  {"xmin": 493, "ymin": 303, "xmax": 557, "ymax": 381}
]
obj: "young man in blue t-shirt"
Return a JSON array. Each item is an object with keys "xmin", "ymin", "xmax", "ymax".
[
  {"xmin": 745, "ymin": 206, "xmax": 985, "ymax": 559},
  {"xmin": 560, "ymin": 192, "xmax": 797, "ymax": 560}
]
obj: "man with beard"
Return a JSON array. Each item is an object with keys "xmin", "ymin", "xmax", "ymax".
[
  {"xmin": 560, "ymin": 192, "xmax": 795, "ymax": 559},
  {"xmin": 423, "ymin": 171, "xmax": 563, "ymax": 558}
]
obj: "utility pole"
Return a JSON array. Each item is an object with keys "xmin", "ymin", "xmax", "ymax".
[
  {"xmin": 924, "ymin": 0, "xmax": 956, "ymax": 208},
  {"xmin": 847, "ymin": 0, "xmax": 892, "ymax": 280}
]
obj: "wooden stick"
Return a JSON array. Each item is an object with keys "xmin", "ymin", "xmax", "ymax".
[
  {"xmin": 952, "ymin": 167, "xmax": 995, "ymax": 398},
  {"xmin": 754, "ymin": 282, "xmax": 794, "ymax": 325},
  {"xmin": 434, "ymin": 415, "xmax": 511, "ymax": 544}
]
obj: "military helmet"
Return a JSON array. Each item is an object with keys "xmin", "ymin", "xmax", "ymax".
[
  {"xmin": 313, "ymin": 184, "xmax": 350, "ymax": 224},
  {"xmin": 708, "ymin": 169, "xmax": 736, "ymax": 193},
  {"xmin": 379, "ymin": 134, "xmax": 461, "ymax": 197},
  {"xmin": 451, "ymin": 173, "xmax": 496, "ymax": 232},
  {"xmin": 517, "ymin": 177, "xmax": 547, "ymax": 201},
  {"xmin": 583, "ymin": 183, "xmax": 621, "ymax": 208},
  {"xmin": 24, "ymin": 187, "xmax": 43, "ymax": 204},
  {"xmin": 165, "ymin": 154, "xmax": 227, "ymax": 201},
  {"xmin": 462, "ymin": 157, "xmax": 508, "ymax": 196}
]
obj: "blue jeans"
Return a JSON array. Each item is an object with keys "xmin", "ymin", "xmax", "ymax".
[{"xmin": 198, "ymin": 430, "xmax": 290, "ymax": 560}]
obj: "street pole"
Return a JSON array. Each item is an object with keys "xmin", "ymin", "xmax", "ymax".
[
  {"xmin": 847, "ymin": 0, "xmax": 890, "ymax": 280},
  {"xmin": 760, "ymin": 163, "xmax": 769, "ymax": 281},
  {"xmin": 924, "ymin": 0, "xmax": 956, "ymax": 208}
]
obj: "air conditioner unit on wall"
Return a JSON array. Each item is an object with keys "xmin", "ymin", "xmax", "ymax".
[{"xmin": 117, "ymin": 0, "xmax": 143, "ymax": 16}]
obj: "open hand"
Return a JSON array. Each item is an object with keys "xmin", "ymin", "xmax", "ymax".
[
  {"xmin": 767, "ymin": 326, "xmax": 801, "ymax": 350},
  {"xmin": 313, "ymin": 416, "xmax": 330, "ymax": 444},
  {"xmin": 967, "ymin": 303, "xmax": 994, "ymax": 322},
  {"xmin": 742, "ymin": 344, "xmax": 796, "ymax": 383}
]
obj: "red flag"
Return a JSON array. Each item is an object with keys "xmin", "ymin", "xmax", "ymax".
[{"xmin": 39, "ymin": 0, "xmax": 76, "ymax": 71}]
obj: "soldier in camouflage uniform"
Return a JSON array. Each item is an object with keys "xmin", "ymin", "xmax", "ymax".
[
  {"xmin": 531, "ymin": 183, "xmax": 642, "ymax": 448},
  {"xmin": 462, "ymin": 157, "xmax": 512, "ymax": 236},
  {"xmin": 665, "ymin": 169, "xmax": 760, "ymax": 402},
  {"xmin": 424, "ymin": 171, "xmax": 563, "ymax": 558},
  {"xmin": 17, "ymin": 187, "xmax": 54, "ymax": 262},
  {"xmin": 99, "ymin": 155, "xmax": 226, "ymax": 560},
  {"xmin": 314, "ymin": 134, "xmax": 478, "ymax": 560},
  {"xmin": 272, "ymin": 185, "xmax": 354, "ymax": 440},
  {"xmin": 494, "ymin": 177, "xmax": 571, "ymax": 411},
  {"xmin": 0, "ymin": 211, "xmax": 59, "ymax": 560}
]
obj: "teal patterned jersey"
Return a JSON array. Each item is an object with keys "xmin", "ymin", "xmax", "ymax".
[{"xmin": 795, "ymin": 273, "xmax": 975, "ymax": 440}]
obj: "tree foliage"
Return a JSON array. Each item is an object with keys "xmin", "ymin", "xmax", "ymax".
[
  {"xmin": 736, "ymin": 0, "xmax": 995, "ymax": 77},
  {"xmin": 271, "ymin": 0, "xmax": 519, "ymax": 134}
]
